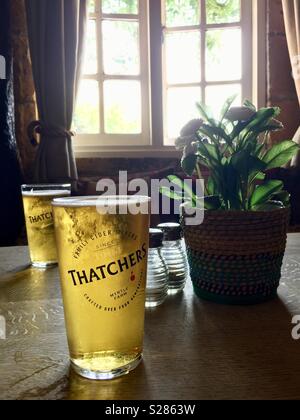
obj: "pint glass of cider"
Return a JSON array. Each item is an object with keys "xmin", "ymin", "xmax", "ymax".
[
  {"xmin": 22, "ymin": 184, "xmax": 71, "ymax": 268},
  {"xmin": 52, "ymin": 196, "xmax": 151, "ymax": 380}
]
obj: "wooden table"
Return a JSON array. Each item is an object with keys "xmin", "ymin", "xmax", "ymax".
[{"xmin": 0, "ymin": 235, "xmax": 300, "ymax": 400}]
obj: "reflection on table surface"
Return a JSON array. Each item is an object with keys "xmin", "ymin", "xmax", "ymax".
[{"xmin": 0, "ymin": 238, "xmax": 300, "ymax": 400}]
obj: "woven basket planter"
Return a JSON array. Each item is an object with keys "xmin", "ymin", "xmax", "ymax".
[{"xmin": 182, "ymin": 207, "xmax": 290, "ymax": 305}]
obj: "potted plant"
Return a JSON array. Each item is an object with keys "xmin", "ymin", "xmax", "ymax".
[{"xmin": 163, "ymin": 97, "xmax": 299, "ymax": 305}]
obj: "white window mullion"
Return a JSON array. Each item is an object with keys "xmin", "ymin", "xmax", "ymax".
[
  {"xmin": 161, "ymin": 0, "xmax": 168, "ymax": 145},
  {"xmin": 96, "ymin": 0, "xmax": 104, "ymax": 136},
  {"xmin": 241, "ymin": 0, "xmax": 253, "ymax": 105},
  {"xmin": 102, "ymin": 13, "xmax": 140, "ymax": 20},
  {"xmin": 200, "ymin": 0, "xmax": 206, "ymax": 104},
  {"xmin": 139, "ymin": 0, "xmax": 151, "ymax": 146},
  {"xmin": 252, "ymin": 0, "xmax": 266, "ymax": 109},
  {"xmin": 149, "ymin": 0, "xmax": 164, "ymax": 149}
]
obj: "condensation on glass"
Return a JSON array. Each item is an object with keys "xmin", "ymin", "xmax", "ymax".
[
  {"xmin": 21, "ymin": 184, "xmax": 71, "ymax": 268},
  {"xmin": 52, "ymin": 196, "xmax": 151, "ymax": 380}
]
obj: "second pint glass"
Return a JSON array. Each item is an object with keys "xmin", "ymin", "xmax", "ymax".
[
  {"xmin": 22, "ymin": 184, "xmax": 71, "ymax": 268},
  {"xmin": 52, "ymin": 196, "xmax": 150, "ymax": 380}
]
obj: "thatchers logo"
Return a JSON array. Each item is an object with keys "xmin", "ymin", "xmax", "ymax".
[{"xmin": 0, "ymin": 55, "xmax": 6, "ymax": 80}]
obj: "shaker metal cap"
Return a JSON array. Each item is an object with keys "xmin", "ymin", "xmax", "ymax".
[
  {"xmin": 157, "ymin": 223, "xmax": 182, "ymax": 241},
  {"xmin": 149, "ymin": 228, "xmax": 163, "ymax": 248}
]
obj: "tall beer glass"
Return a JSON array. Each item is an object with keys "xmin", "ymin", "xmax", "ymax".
[
  {"xmin": 22, "ymin": 184, "xmax": 71, "ymax": 268},
  {"xmin": 52, "ymin": 196, "xmax": 150, "ymax": 380}
]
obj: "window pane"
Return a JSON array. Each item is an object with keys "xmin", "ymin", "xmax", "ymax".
[
  {"xmin": 206, "ymin": 0, "xmax": 240, "ymax": 24},
  {"xmin": 104, "ymin": 81, "xmax": 141, "ymax": 134},
  {"xmin": 205, "ymin": 84, "xmax": 241, "ymax": 118},
  {"xmin": 103, "ymin": 20, "xmax": 139, "ymax": 75},
  {"xmin": 167, "ymin": 87, "xmax": 201, "ymax": 139},
  {"xmin": 206, "ymin": 28, "xmax": 241, "ymax": 82},
  {"xmin": 166, "ymin": 31, "xmax": 201, "ymax": 84},
  {"xmin": 73, "ymin": 80, "xmax": 99, "ymax": 134},
  {"xmin": 102, "ymin": 0, "xmax": 138, "ymax": 14},
  {"xmin": 83, "ymin": 20, "xmax": 97, "ymax": 75},
  {"xmin": 165, "ymin": 0, "xmax": 200, "ymax": 27},
  {"xmin": 89, "ymin": 0, "xmax": 95, "ymax": 13}
]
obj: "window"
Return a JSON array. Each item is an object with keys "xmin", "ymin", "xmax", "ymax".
[
  {"xmin": 162, "ymin": 0, "xmax": 252, "ymax": 145},
  {"xmin": 74, "ymin": 0, "xmax": 265, "ymax": 156},
  {"xmin": 73, "ymin": 0, "xmax": 151, "ymax": 148}
]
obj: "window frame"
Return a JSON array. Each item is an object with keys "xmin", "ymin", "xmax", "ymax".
[
  {"xmin": 74, "ymin": 0, "xmax": 266, "ymax": 158},
  {"xmin": 74, "ymin": 0, "xmax": 151, "ymax": 148},
  {"xmin": 161, "ymin": 0, "xmax": 253, "ymax": 145}
]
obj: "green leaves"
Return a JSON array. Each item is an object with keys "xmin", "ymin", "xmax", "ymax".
[
  {"xmin": 252, "ymin": 201, "xmax": 285, "ymax": 211},
  {"xmin": 159, "ymin": 176, "xmax": 198, "ymax": 206},
  {"xmin": 231, "ymin": 150, "xmax": 266, "ymax": 183},
  {"xmin": 246, "ymin": 107, "xmax": 280, "ymax": 131},
  {"xmin": 206, "ymin": 176, "xmax": 218, "ymax": 196},
  {"xmin": 221, "ymin": 162, "xmax": 241, "ymax": 210},
  {"xmin": 220, "ymin": 95, "xmax": 238, "ymax": 122},
  {"xmin": 204, "ymin": 195, "xmax": 222, "ymax": 210},
  {"xmin": 250, "ymin": 180, "xmax": 284, "ymax": 209},
  {"xmin": 231, "ymin": 106, "xmax": 283, "ymax": 151},
  {"xmin": 271, "ymin": 190, "xmax": 290, "ymax": 207},
  {"xmin": 196, "ymin": 102, "xmax": 217, "ymax": 127},
  {"xmin": 171, "ymin": 97, "xmax": 297, "ymax": 212},
  {"xmin": 181, "ymin": 154, "xmax": 198, "ymax": 176},
  {"xmin": 197, "ymin": 141, "xmax": 220, "ymax": 166},
  {"xmin": 243, "ymin": 99, "xmax": 256, "ymax": 112},
  {"xmin": 159, "ymin": 187, "xmax": 184, "ymax": 202},
  {"xmin": 198, "ymin": 124, "xmax": 232, "ymax": 146},
  {"xmin": 262, "ymin": 140, "xmax": 299, "ymax": 170},
  {"xmin": 167, "ymin": 175, "xmax": 196, "ymax": 203}
]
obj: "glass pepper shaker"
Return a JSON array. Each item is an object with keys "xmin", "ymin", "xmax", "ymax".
[
  {"xmin": 145, "ymin": 229, "xmax": 169, "ymax": 308},
  {"xmin": 157, "ymin": 223, "xmax": 189, "ymax": 295}
]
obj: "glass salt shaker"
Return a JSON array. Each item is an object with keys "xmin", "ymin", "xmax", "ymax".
[
  {"xmin": 157, "ymin": 223, "xmax": 189, "ymax": 295},
  {"xmin": 145, "ymin": 229, "xmax": 169, "ymax": 308}
]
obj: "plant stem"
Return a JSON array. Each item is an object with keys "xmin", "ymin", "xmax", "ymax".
[{"xmin": 196, "ymin": 163, "xmax": 202, "ymax": 180}]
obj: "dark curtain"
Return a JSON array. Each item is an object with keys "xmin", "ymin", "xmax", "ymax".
[
  {"xmin": 0, "ymin": 0, "xmax": 24, "ymax": 246},
  {"xmin": 282, "ymin": 0, "xmax": 300, "ymax": 166},
  {"xmin": 25, "ymin": 0, "xmax": 88, "ymax": 186}
]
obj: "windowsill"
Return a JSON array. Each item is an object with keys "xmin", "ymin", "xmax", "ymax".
[{"xmin": 74, "ymin": 146, "xmax": 181, "ymax": 159}]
